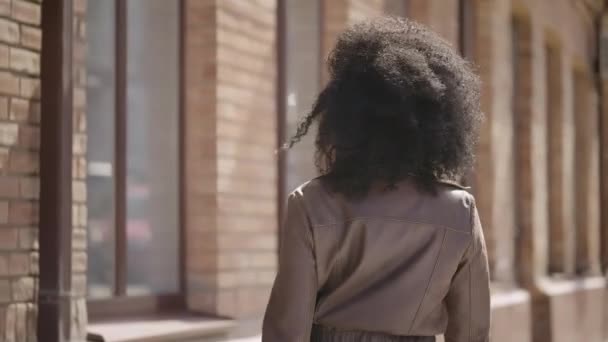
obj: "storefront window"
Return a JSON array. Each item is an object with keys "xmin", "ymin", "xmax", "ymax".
[
  {"xmin": 85, "ymin": 0, "xmax": 181, "ymax": 304},
  {"xmin": 281, "ymin": 0, "xmax": 322, "ymax": 199},
  {"xmin": 86, "ymin": 0, "xmax": 116, "ymax": 299}
]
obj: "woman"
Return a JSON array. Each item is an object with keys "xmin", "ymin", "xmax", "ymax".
[{"xmin": 263, "ymin": 17, "xmax": 490, "ymax": 342}]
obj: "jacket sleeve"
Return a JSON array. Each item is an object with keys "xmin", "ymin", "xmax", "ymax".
[
  {"xmin": 262, "ymin": 192, "xmax": 317, "ymax": 342},
  {"xmin": 444, "ymin": 197, "xmax": 491, "ymax": 342}
]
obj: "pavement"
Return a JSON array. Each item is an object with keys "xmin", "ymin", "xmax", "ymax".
[{"xmin": 227, "ymin": 336, "xmax": 261, "ymax": 342}]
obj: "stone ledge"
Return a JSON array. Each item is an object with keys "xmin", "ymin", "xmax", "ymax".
[
  {"xmin": 537, "ymin": 275, "xmax": 605, "ymax": 295},
  {"xmin": 489, "ymin": 285, "xmax": 532, "ymax": 342},
  {"xmin": 87, "ymin": 315, "xmax": 235, "ymax": 342},
  {"xmin": 536, "ymin": 276, "xmax": 606, "ymax": 342},
  {"xmin": 490, "ymin": 285, "xmax": 531, "ymax": 309}
]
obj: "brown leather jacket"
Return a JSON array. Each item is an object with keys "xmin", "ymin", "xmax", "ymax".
[{"xmin": 262, "ymin": 178, "xmax": 490, "ymax": 342}]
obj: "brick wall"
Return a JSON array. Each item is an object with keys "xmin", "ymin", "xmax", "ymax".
[
  {"xmin": 71, "ymin": 0, "xmax": 88, "ymax": 339},
  {"xmin": 0, "ymin": 0, "xmax": 88, "ymax": 340},
  {"xmin": 321, "ymin": 0, "xmax": 385, "ymax": 81},
  {"xmin": 408, "ymin": 0, "xmax": 459, "ymax": 46},
  {"xmin": 184, "ymin": 0, "xmax": 278, "ymax": 328},
  {"xmin": 0, "ymin": 0, "xmax": 41, "ymax": 341}
]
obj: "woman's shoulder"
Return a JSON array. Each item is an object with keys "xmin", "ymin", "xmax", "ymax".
[
  {"xmin": 289, "ymin": 177, "xmax": 330, "ymax": 207},
  {"xmin": 436, "ymin": 179, "xmax": 470, "ymax": 191}
]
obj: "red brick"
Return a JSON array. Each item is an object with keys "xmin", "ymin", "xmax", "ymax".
[
  {"xmin": 9, "ymin": 48, "xmax": 40, "ymax": 75},
  {"xmin": 20, "ymin": 26, "xmax": 41, "ymax": 51},
  {"xmin": 0, "ymin": 123, "xmax": 18, "ymax": 146},
  {"xmin": 0, "ymin": 177, "xmax": 20, "ymax": 198},
  {"xmin": 0, "ymin": 254, "xmax": 7, "ymax": 275},
  {"xmin": 0, "ymin": 147, "xmax": 8, "ymax": 170},
  {"xmin": 218, "ymin": 253, "xmax": 248, "ymax": 270},
  {"xmin": 8, "ymin": 202, "xmax": 37, "ymax": 225},
  {"xmin": 72, "ymin": 133, "xmax": 86, "ymax": 155},
  {"xmin": 0, "ymin": 280, "xmax": 10, "ymax": 303},
  {"xmin": 76, "ymin": 109, "xmax": 87, "ymax": 132},
  {"xmin": 74, "ymin": 0, "xmax": 87, "ymax": 15},
  {"xmin": 73, "ymin": 37, "xmax": 86, "ymax": 64},
  {"xmin": 218, "ymin": 233, "xmax": 277, "ymax": 250},
  {"xmin": 76, "ymin": 204, "xmax": 86, "ymax": 227},
  {"xmin": 10, "ymin": 277, "xmax": 34, "ymax": 301},
  {"xmin": 12, "ymin": 1, "xmax": 41, "ymax": 25},
  {"xmin": 0, "ymin": 18, "xmax": 19, "ymax": 44},
  {"xmin": 29, "ymin": 252, "xmax": 37, "ymax": 274},
  {"xmin": 19, "ymin": 77, "xmax": 40, "ymax": 100},
  {"xmin": 14, "ymin": 303, "xmax": 26, "ymax": 341},
  {"xmin": 0, "ymin": 0, "xmax": 10, "ymax": 16},
  {"xmin": 29, "ymin": 101, "xmax": 40, "ymax": 124},
  {"xmin": 237, "ymin": 287, "xmax": 271, "ymax": 316},
  {"xmin": 72, "ymin": 251, "xmax": 86, "ymax": 273},
  {"xmin": 0, "ymin": 201, "xmax": 7, "ymax": 224},
  {"xmin": 254, "ymin": 270, "xmax": 275, "ymax": 285},
  {"xmin": 217, "ymin": 290, "xmax": 237, "ymax": 316},
  {"xmin": 0, "ymin": 44, "xmax": 8, "ymax": 68},
  {"xmin": 17, "ymin": 228, "xmax": 36, "ymax": 249},
  {"xmin": 17, "ymin": 125, "xmax": 39, "ymax": 150},
  {"xmin": 72, "ymin": 274, "xmax": 86, "ymax": 296},
  {"xmin": 73, "ymin": 87, "xmax": 86, "ymax": 109},
  {"xmin": 11, "ymin": 98, "xmax": 31, "ymax": 121},
  {"xmin": 72, "ymin": 228, "xmax": 86, "ymax": 250},
  {"xmin": 8, "ymin": 253, "xmax": 29, "ymax": 275},
  {"xmin": 78, "ymin": 20, "xmax": 86, "ymax": 40},
  {"xmin": 74, "ymin": 67, "xmax": 87, "ymax": 89},
  {"xmin": 72, "ymin": 156, "xmax": 87, "ymax": 180},
  {"xmin": 8, "ymin": 150, "xmax": 38, "ymax": 174},
  {"xmin": 0, "ymin": 71, "xmax": 20, "ymax": 96},
  {"xmin": 18, "ymin": 177, "xmax": 38, "ymax": 199},
  {"xmin": 0, "ymin": 228, "xmax": 17, "ymax": 249},
  {"xmin": 0, "ymin": 97, "xmax": 8, "ymax": 119},
  {"xmin": 72, "ymin": 181, "xmax": 86, "ymax": 203},
  {"xmin": 249, "ymin": 252, "xmax": 277, "ymax": 268}
]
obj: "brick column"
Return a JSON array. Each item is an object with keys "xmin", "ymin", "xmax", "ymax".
[
  {"xmin": 545, "ymin": 40, "xmax": 566, "ymax": 275},
  {"xmin": 71, "ymin": 0, "xmax": 88, "ymax": 339},
  {"xmin": 184, "ymin": 0, "xmax": 279, "ymax": 322},
  {"xmin": 511, "ymin": 12, "xmax": 536, "ymax": 286},
  {"xmin": 573, "ymin": 70, "xmax": 602, "ymax": 276},
  {"xmin": 407, "ymin": 0, "xmax": 458, "ymax": 46},
  {"xmin": 321, "ymin": 0, "xmax": 384, "ymax": 82},
  {"xmin": 601, "ymin": 12, "xmax": 608, "ymax": 272},
  {"xmin": 601, "ymin": 81, "xmax": 608, "ymax": 272},
  {"xmin": 0, "ymin": 0, "xmax": 43, "ymax": 340},
  {"xmin": 472, "ymin": 0, "xmax": 497, "ymax": 280},
  {"xmin": 321, "ymin": 0, "xmax": 347, "ymax": 83}
]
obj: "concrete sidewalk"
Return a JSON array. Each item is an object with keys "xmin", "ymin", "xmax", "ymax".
[{"xmin": 227, "ymin": 336, "xmax": 261, "ymax": 342}]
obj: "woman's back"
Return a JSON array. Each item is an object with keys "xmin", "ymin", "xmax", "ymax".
[
  {"xmin": 263, "ymin": 178, "xmax": 490, "ymax": 341},
  {"xmin": 262, "ymin": 16, "xmax": 490, "ymax": 342}
]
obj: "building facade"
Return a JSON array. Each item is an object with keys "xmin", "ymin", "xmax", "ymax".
[{"xmin": 0, "ymin": 0, "xmax": 607, "ymax": 341}]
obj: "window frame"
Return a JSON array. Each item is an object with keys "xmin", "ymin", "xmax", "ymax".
[
  {"xmin": 458, "ymin": 0, "xmax": 476, "ymax": 59},
  {"xmin": 87, "ymin": 0, "xmax": 186, "ymax": 320},
  {"xmin": 458, "ymin": 0, "xmax": 477, "ymax": 190},
  {"xmin": 545, "ymin": 38, "xmax": 566, "ymax": 275},
  {"xmin": 277, "ymin": 0, "xmax": 324, "ymax": 227}
]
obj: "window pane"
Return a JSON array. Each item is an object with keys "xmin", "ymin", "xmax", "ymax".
[
  {"xmin": 86, "ymin": 0, "xmax": 116, "ymax": 299},
  {"xmin": 126, "ymin": 0, "xmax": 180, "ymax": 295},
  {"xmin": 283, "ymin": 0, "xmax": 321, "ymax": 197}
]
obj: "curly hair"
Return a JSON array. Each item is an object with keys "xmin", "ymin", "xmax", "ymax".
[{"xmin": 286, "ymin": 17, "xmax": 482, "ymax": 197}]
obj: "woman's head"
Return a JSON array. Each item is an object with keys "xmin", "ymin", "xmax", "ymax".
[{"xmin": 288, "ymin": 17, "xmax": 482, "ymax": 196}]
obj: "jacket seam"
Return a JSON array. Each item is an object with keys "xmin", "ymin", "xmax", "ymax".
[
  {"xmin": 467, "ymin": 196, "xmax": 475, "ymax": 342},
  {"xmin": 312, "ymin": 217, "xmax": 470, "ymax": 235},
  {"xmin": 468, "ymin": 262, "xmax": 472, "ymax": 342},
  {"xmin": 408, "ymin": 228, "xmax": 447, "ymax": 334},
  {"xmin": 292, "ymin": 194, "xmax": 318, "ymax": 341}
]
